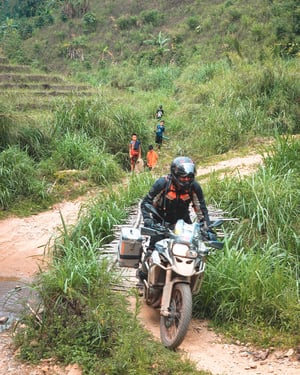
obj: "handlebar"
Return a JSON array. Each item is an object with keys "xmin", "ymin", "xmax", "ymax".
[
  {"xmin": 141, "ymin": 224, "xmax": 170, "ymax": 237},
  {"xmin": 141, "ymin": 221, "xmax": 224, "ymax": 250}
]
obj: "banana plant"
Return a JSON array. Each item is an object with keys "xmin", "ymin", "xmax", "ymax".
[{"xmin": 143, "ymin": 31, "xmax": 170, "ymax": 55}]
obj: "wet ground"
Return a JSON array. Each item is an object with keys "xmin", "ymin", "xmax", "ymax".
[
  {"xmin": 0, "ymin": 199, "xmax": 85, "ymax": 333},
  {"xmin": 0, "ymin": 277, "xmax": 34, "ymax": 332}
]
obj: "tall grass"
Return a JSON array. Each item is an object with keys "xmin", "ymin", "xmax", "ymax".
[
  {"xmin": 193, "ymin": 137, "xmax": 300, "ymax": 343},
  {"xmin": 208, "ymin": 137, "xmax": 300, "ymax": 254},
  {"xmin": 0, "ymin": 146, "xmax": 47, "ymax": 209},
  {"xmin": 52, "ymin": 95, "xmax": 153, "ymax": 168},
  {"xmin": 170, "ymin": 58, "xmax": 299, "ymax": 156},
  {"xmin": 18, "ymin": 244, "xmax": 201, "ymax": 373},
  {"xmin": 194, "ymin": 245, "xmax": 299, "ymax": 332},
  {"xmin": 15, "ymin": 172, "xmax": 203, "ymax": 374},
  {"xmin": 0, "ymin": 102, "xmax": 14, "ymax": 151},
  {"xmin": 17, "ymin": 125, "xmax": 51, "ymax": 161},
  {"xmin": 0, "ymin": 102, "xmax": 52, "ymax": 163},
  {"xmin": 263, "ymin": 135, "xmax": 300, "ymax": 175}
]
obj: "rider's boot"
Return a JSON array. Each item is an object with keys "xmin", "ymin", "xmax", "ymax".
[{"xmin": 136, "ymin": 249, "xmax": 153, "ymax": 290}]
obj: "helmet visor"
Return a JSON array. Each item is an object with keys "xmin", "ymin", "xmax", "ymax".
[{"xmin": 178, "ymin": 162, "xmax": 195, "ymax": 177}]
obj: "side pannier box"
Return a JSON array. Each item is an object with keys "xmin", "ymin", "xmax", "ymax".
[{"xmin": 118, "ymin": 227, "xmax": 143, "ymax": 268}]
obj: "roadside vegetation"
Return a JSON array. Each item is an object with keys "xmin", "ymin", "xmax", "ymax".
[
  {"xmin": 0, "ymin": 0, "xmax": 299, "ymax": 373},
  {"xmin": 195, "ymin": 136, "xmax": 300, "ymax": 347},
  {"xmin": 15, "ymin": 174, "xmax": 204, "ymax": 374}
]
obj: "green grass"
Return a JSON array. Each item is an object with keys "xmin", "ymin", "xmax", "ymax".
[
  {"xmin": 15, "ymin": 172, "xmax": 207, "ymax": 374},
  {"xmin": 0, "ymin": 146, "xmax": 47, "ymax": 210},
  {"xmin": 194, "ymin": 136, "xmax": 300, "ymax": 347}
]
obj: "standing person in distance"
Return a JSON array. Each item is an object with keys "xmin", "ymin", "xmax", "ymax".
[
  {"xmin": 146, "ymin": 144, "xmax": 159, "ymax": 171},
  {"xmin": 129, "ymin": 133, "xmax": 141, "ymax": 172},
  {"xmin": 155, "ymin": 119, "xmax": 165, "ymax": 150},
  {"xmin": 155, "ymin": 104, "xmax": 164, "ymax": 120}
]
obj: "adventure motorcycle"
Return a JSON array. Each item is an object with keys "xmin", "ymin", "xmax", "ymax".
[{"xmin": 139, "ymin": 204, "xmax": 224, "ymax": 349}]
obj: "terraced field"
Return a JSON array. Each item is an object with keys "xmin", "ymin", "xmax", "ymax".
[{"xmin": 0, "ymin": 52, "xmax": 97, "ymax": 119}]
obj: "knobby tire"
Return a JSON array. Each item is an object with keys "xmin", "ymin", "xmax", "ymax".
[{"xmin": 160, "ymin": 283, "xmax": 192, "ymax": 349}]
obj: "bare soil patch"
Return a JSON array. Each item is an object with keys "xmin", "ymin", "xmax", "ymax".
[
  {"xmin": 0, "ymin": 154, "xmax": 299, "ymax": 375},
  {"xmin": 135, "ymin": 300, "xmax": 300, "ymax": 375},
  {"xmin": 197, "ymin": 153, "xmax": 264, "ymax": 178}
]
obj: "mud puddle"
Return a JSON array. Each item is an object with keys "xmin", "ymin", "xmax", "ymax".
[{"xmin": 0, "ymin": 277, "xmax": 37, "ymax": 332}]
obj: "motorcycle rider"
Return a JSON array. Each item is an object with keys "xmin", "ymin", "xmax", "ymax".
[{"xmin": 137, "ymin": 156, "xmax": 211, "ymax": 283}]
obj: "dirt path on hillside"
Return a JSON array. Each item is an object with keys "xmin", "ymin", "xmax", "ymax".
[{"xmin": 0, "ymin": 154, "xmax": 299, "ymax": 375}]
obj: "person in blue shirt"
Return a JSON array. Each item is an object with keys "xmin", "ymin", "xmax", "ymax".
[{"xmin": 155, "ymin": 120, "xmax": 165, "ymax": 150}]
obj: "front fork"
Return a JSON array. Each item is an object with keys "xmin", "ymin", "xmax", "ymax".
[{"xmin": 160, "ymin": 268, "xmax": 190, "ymax": 317}]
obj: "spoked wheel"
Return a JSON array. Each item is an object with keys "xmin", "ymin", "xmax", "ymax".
[{"xmin": 160, "ymin": 283, "xmax": 192, "ymax": 349}]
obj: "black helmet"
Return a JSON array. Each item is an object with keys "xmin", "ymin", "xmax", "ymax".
[{"xmin": 170, "ymin": 156, "xmax": 195, "ymax": 189}]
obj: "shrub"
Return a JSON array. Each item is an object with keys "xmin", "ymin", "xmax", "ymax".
[
  {"xmin": 137, "ymin": 65, "xmax": 179, "ymax": 90},
  {"xmin": 187, "ymin": 17, "xmax": 199, "ymax": 30},
  {"xmin": 117, "ymin": 15, "xmax": 138, "ymax": 30},
  {"xmin": 34, "ymin": 12, "xmax": 54, "ymax": 28},
  {"xmin": 0, "ymin": 146, "xmax": 46, "ymax": 209},
  {"xmin": 18, "ymin": 19, "xmax": 33, "ymax": 40},
  {"xmin": 88, "ymin": 151, "xmax": 123, "ymax": 185},
  {"xmin": 1, "ymin": 29, "xmax": 26, "ymax": 63},
  {"xmin": 83, "ymin": 12, "xmax": 97, "ymax": 32},
  {"xmin": 141, "ymin": 9, "xmax": 164, "ymax": 26},
  {"xmin": 50, "ymin": 131, "xmax": 123, "ymax": 184}
]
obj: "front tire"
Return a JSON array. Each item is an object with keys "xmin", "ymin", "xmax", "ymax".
[{"xmin": 160, "ymin": 283, "xmax": 192, "ymax": 349}]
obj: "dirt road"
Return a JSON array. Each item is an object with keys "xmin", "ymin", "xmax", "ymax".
[{"xmin": 0, "ymin": 154, "xmax": 299, "ymax": 375}]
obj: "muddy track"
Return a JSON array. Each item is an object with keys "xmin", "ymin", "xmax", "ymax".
[{"xmin": 0, "ymin": 154, "xmax": 299, "ymax": 375}]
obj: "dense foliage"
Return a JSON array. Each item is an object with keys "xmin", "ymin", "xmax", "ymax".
[
  {"xmin": 194, "ymin": 137, "xmax": 300, "ymax": 342},
  {"xmin": 0, "ymin": 0, "xmax": 299, "ymax": 66}
]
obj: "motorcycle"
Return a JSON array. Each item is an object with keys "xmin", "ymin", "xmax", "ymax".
[{"xmin": 139, "ymin": 204, "xmax": 224, "ymax": 349}]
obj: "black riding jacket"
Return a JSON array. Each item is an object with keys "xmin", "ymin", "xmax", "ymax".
[{"xmin": 141, "ymin": 174, "xmax": 210, "ymax": 226}]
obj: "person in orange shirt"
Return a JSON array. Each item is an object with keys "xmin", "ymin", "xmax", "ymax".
[{"xmin": 146, "ymin": 144, "xmax": 158, "ymax": 171}]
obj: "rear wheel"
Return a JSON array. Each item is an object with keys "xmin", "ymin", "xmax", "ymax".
[{"xmin": 160, "ymin": 283, "xmax": 192, "ymax": 349}]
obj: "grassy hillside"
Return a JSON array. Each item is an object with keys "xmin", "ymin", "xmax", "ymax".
[
  {"xmin": 0, "ymin": 0, "xmax": 299, "ymax": 212},
  {"xmin": 1, "ymin": 1, "xmax": 299, "ymax": 72}
]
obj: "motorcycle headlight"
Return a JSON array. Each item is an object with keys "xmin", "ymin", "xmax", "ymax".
[{"xmin": 172, "ymin": 244, "xmax": 197, "ymax": 258}]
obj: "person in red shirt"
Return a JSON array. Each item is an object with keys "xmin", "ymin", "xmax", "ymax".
[
  {"xmin": 129, "ymin": 133, "xmax": 141, "ymax": 172},
  {"xmin": 146, "ymin": 144, "xmax": 158, "ymax": 171}
]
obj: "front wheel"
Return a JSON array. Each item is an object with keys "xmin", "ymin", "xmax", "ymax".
[{"xmin": 160, "ymin": 283, "xmax": 192, "ymax": 349}]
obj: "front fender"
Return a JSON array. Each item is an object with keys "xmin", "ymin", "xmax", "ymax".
[{"xmin": 160, "ymin": 272, "xmax": 191, "ymax": 316}]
